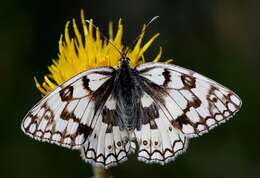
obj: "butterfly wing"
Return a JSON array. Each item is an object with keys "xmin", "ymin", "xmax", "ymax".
[
  {"xmin": 80, "ymin": 95, "xmax": 131, "ymax": 168},
  {"xmin": 134, "ymin": 92, "xmax": 188, "ymax": 164},
  {"xmin": 137, "ymin": 62, "xmax": 242, "ymax": 138},
  {"xmin": 21, "ymin": 67, "xmax": 116, "ymax": 149},
  {"xmin": 134, "ymin": 62, "xmax": 241, "ymax": 164}
]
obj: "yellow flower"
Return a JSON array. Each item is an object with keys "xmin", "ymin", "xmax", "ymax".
[{"xmin": 35, "ymin": 10, "xmax": 172, "ymax": 95}]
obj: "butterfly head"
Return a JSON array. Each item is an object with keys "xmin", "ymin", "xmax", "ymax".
[{"xmin": 120, "ymin": 58, "xmax": 130, "ymax": 69}]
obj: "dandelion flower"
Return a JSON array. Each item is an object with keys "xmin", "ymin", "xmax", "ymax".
[{"xmin": 35, "ymin": 10, "xmax": 170, "ymax": 95}]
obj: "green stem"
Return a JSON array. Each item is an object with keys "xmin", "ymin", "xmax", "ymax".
[{"xmin": 92, "ymin": 166, "xmax": 108, "ymax": 178}]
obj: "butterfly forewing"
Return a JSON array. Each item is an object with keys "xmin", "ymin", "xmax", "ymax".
[
  {"xmin": 136, "ymin": 62, "xmax": 242, "ymax": 138},
  {"xmin": 21, "ymin": 67, "xmax": 116, "ymax": 149}
]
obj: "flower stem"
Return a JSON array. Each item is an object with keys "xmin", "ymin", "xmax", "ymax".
[{"xmin": 92, "ymin": 166, "xmax": 108, "ymax": 178}]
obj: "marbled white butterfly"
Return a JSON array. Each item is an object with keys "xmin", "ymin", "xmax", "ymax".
[{"xmin": 21, "ymin": 58, "xmax": 241, "ymax": 168}]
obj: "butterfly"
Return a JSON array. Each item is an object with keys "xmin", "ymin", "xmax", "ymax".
[{"xmin": 21, "ymin": 58, "xmax": 242, "ymax": 168}]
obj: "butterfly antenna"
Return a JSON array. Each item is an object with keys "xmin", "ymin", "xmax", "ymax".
[
  {"xmin": 124, "ymin": 16, "xmax": 160, "ymax": 56},
  {"xmin": 85, "ymin": 19, "xmax": 125, "ymax": 58}
]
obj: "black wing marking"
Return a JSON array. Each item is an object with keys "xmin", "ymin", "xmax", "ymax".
[
  {"xmin": 80, "ymin": 95, "xmax": 131, "ymax": 168},
  {"xmin": 136, "ymin": 62, "xmax": 242, "ymax": 138},
  {"xmin": 21, "ymin": 67, "xmax": 116, "ymax": 149},
  {"xmin": 134, "ymin": 92, "xmax": 188, "ymax": 164}
]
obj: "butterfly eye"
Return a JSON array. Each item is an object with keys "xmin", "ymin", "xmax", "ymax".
[
  {"xmin": 120, "ymin": 58, "xmax": 130, "ymax": 69},
  {"xmin": 121, "ymin": 58, "xmax": 130, "ymax": 63}
]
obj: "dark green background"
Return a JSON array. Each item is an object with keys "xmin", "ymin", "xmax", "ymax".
[{"xmin": 1, "ymin": 0, "xmax": 259, "ymax": 178}]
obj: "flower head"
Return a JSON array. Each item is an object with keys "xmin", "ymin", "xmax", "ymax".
[{"xmin": 35, "ymin": 10, "xmax": 172, "ymax": 95}]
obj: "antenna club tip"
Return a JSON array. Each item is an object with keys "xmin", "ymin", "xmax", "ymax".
[
  {"xmin": 147, "ymin": 16, "xmax": 160, "ymax": 26},
  {"xmin": 151, "ymin": 16, "xmax": 160, "ymax": 20}
]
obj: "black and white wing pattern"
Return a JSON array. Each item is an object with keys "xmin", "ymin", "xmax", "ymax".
[
  {"xmin": 80, "ymin": 95, "xmax": 131, "ymax": 168},
  {"xmin": 21, "ymin": 66, "xmax": 131, "ymax": 167},
  {"xmin": 134, "ymin": 92, "xmax": 188, "ymax": 164},
  {"xmin": 135, "ymin": 62, "xmax": 241, "ymax": 163},
  {"xmin": 21, "ymin": 67, "xmax": 115, "ymax": 149},
  {"xmin": 22, "ymin": 61, "xmax": 242, "ymax": 168}
]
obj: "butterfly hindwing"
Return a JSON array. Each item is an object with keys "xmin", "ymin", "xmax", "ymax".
[
  {"xmin": 135, "ymin": 92, "xmax": 188, "ymax": 164},
  {"xmin": 136, "ymin": 62, "xmax": 242, "ymax": 138},
  {"xmin": 21, "ymin": 67, "xmax": 115, "ymax": 149},
  {"xmin": 81, "ymin": 95, "xmax": 131, "ymax": 168}
]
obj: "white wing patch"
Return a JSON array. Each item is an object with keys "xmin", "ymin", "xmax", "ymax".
[
  {"xmin": 135, "ymin": 92, "xmax": 188, "ymax": 164},
  {"xmin": 80, "ymin": 95, "xmax": 130, "ymax": 168},
  {"xmin": 137, "ymin": 62, "xmax": 242, "ymax": 138},
  {"xmin": 21, "ymin": 67, "xmax": 115, "ymax": 149}
]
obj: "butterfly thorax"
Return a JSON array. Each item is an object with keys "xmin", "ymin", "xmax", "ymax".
[{"xmin": 113, "ymin": 59, "xmax": 143, "ymax": 131}]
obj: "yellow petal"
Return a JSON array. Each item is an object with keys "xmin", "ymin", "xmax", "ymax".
[
  {"xmin": 153, "ymin": 47, "xmax": 162, "ymax": 63},
  {"xmin": 35, "ymin": 10, "xmax": 168, "ymax": 95},
  {"xmin": 139, "ymin": 33, "xmax": 160, "ymax": 58}
]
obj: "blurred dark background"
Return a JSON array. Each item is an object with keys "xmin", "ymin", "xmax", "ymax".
[{"xmin": 1, "ymin": 0, "xmax": 259, "ymax": 178}]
